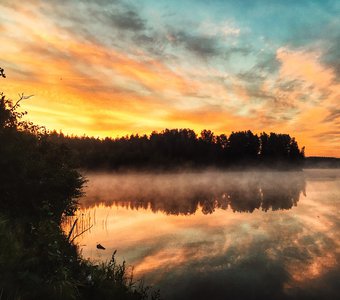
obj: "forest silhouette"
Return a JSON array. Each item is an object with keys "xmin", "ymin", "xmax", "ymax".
[{"xmin": 48, "ymin": 128, "xmax": 305, "ymax": 170}]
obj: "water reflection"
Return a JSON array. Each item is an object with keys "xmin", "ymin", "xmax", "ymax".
[
  {"xmin": 67, "ymin": 170, "xmax": 340, "ymax": 300},
  {"xmin": 80, "ymin": 171, "xmax": 306, "ymax": 214}
]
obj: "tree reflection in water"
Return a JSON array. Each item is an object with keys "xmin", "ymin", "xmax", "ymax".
[
  {"xmin": 71, "ymin": 171, "xmax": 340, "ymax": 300},
  {"xmin": 80, "ymin": 171, "xmax": 306, "ymax": 215}
]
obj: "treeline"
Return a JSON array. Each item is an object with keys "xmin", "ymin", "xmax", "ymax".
[{"xmin": 48, "ymin": 129, "xmax": 305, "ymax": 170}]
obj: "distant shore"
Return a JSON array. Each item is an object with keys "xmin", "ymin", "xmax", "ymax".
[{"xmin": 304, "ymin": 156, "xmax": 340, "ymax": 169}]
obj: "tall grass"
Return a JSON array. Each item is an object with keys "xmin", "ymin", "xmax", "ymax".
[{"xmin": 0, "ymin": 215, "xmax": 160, "ymax": 300}]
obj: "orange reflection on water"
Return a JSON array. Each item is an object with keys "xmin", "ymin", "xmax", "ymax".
[
  {"xmin": 64, "ymin": 170, "xmax": 340, "ymax": 296},
  {"xmin": 67, "ymin": 203, "xmax": 267, "ymax": 277}
]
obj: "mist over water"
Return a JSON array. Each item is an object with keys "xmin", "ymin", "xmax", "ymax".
[
  {"xmin": 80, "ymin": 170, "xmax": 306, "ymax": 214},
  {"xmin": 67, "ymin": 169, "xmax": 340, "ymax": 300}
]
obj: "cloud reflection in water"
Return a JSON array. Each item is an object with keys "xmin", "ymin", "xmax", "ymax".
[{"xmin": 67, "ymin": 170, "xmax": 339, "ymax": 300}]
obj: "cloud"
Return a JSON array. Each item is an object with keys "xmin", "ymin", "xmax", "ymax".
[
  {"xmin": 31, "ymin": 0, "xmax": 148, "ymax": 48},
  {"xmin": 168, "ymin": 31, "xmax": 221, "ymax": 58},
  {"xmin": 106, "ymin": 7, "xmax": 146, "ymax": 32},
  {"xmin": 313, "ymin": 131, "xmax": 340, "ymax": 142},
  {"xmin": 321, "ymin": 34, "xmax": 340, "ymax": 80},
  {"xmin": 255, "ymin": 51, "xmax": 282, "ymax": 73},
  {"xmin": 1, "ymin": 0, "xmax": 339, "ymax": 156},
  {"xmin": 276, "ymin": 47, "xmax": 335, "ymax": 89},
  {"xmin": 254, "ymin": 47, "xmax": 339, "ymax": 119},
  {"xmin": 199, "ymin": 20, "xmax": 240, "ymax": 37},
  {"xmin": 323, "ymin": 109, "xmax": 340, "ymax": 123}
]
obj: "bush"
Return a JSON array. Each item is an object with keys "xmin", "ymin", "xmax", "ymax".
[{"xmin": 0, "ymin": 69, "xmax": 159, "ymax": 299}]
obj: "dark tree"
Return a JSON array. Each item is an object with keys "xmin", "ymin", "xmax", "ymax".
[
  {"xmin": 0, "ymin": 68, "xmax": 154, "ymax": 299},
  {"xmin": 227, "ymin": 130, "xmax": 260, "ymax": 162},
  {"xmin": 0, "ymin": 67, "xmax": 5, "ymax": 78},
  {"xmin": 200, "ymin": 129, "xmax": 215, "ymax": 144},
  {"xmin": 0, "ymin": 93, "xmax": 84, "ymax": 222},
  {"xmin": 45, "ymin": 127, "xmax": 304, "ymax": 170}
]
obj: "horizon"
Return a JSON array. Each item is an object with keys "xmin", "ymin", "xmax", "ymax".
[
  {"xmin": 0, "ymin": 0, "xmax": 339, "ymax": 157},
  {"xmin": 49, "ymin": 127, "xmax": 336, "ymax": 159}
]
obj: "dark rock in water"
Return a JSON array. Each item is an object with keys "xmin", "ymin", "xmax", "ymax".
[{"xmin": 96, "ymin": 243, "xmax": 105, "ymax": 250}]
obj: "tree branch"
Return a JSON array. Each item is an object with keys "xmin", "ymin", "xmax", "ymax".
[
  {"xmin": 70, "ymin": 224, "xmax": 93, "ymax": 243},
  {"xmin": 67, "ymin": 218, "xmax": 78, "ymax": 241},
  {"xmin": 11, "ymin": 93, "xmax": 34, "ymax": 111}
]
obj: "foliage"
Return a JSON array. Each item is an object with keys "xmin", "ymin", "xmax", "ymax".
[
  {"xmin": 0, "ymin": 67, "xmax": 5, "ymax": 78},
  {"xmin": 78, "ymin": 252, "xmax": 160, "ymax": 300},
  {"xmin": 0, "ymin": 91, "xmax": 84, "ymax": 223},
  {"xmin": 0, "ymin": 215, "xmax": 158, "ymax": 300},
  {"xmin": 48, "ymin": 128, "xmax": 305, "ymax": 170},
  {"xmin": 0, "ymin": 68, "xmax": 158, "ymax": 299}
]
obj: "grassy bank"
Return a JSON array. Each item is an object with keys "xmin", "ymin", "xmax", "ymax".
[
  {"xmin": 0, "ymin": 215, "xmax": 158, "ymax": 299},
  {"xmin": 0, "ymin": 69, "xmax": 159, "ymax": 299}
]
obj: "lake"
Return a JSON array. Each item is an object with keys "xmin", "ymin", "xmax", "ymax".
[{"xmin": 65, "ymin": 169, "xmax": 340, "ymax": 300}]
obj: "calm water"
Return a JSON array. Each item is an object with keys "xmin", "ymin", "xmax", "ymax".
[{"xmin": 66, "ymin": 169, "xmax": 340, "ymax": 300}]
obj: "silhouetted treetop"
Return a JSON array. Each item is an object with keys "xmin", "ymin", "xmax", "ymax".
[
  {"xmin": 0, "ymin": 66, "xmax": 304, "ymax": 172},
  {"xmin": 0, "ymin": 67, "xmax": 5, "ymax": 78},
  {"xmin": 0, "ymin": 72, "xmax": 84, "ymax": 222},
  {"xmin": 48, "ymin": 128, "xmax": 305, "ymax": 170}
]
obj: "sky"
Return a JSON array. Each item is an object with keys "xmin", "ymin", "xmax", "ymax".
[{"xmin": 0, "ymin": 0, "xmax": 339, "ymax": 157}]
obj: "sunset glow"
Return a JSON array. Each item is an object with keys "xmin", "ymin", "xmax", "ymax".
[
  {"xmin": 0, "ymin": 0, "xmax": 339, "ymax": 156},
  {"xmin": 64, "ymin": 170, "xmax": 340, "ymax": 294}
]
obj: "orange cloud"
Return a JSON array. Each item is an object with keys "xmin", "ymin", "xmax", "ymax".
[
  {"xmin": 253, "ymin": 47, "xmax": 340, "ymax": 156},
  {"xmin": 1, "ymin": 3, "xmax": 339, "ymax": 156}
]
